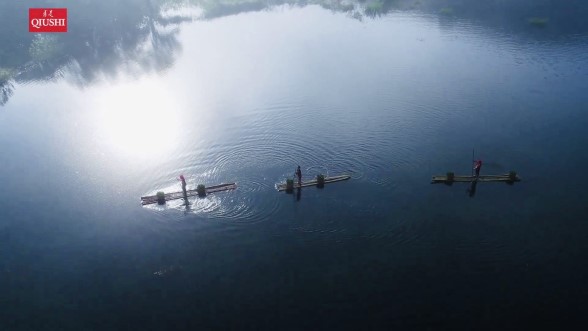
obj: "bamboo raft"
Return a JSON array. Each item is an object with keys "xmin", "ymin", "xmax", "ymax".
[
  {"xmin": 431, "ymin": 174, "xmax": 521, "ymax": 184},
  {"xmin": 141, "ymin": 183, "xmax": 237, "ymax": 205},
  {"xmin": 276, "ymin": 175, "xmax": 351, "ymax": 191}
]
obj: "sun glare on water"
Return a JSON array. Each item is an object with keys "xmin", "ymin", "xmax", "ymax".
[{"xmin": 92, "ymin": 80, "xmax": 181, "ymax": 161}]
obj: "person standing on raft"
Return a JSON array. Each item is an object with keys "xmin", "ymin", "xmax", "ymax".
[
  {"xmin": 473, "ymin": 160, "xmax": 483, "ymax": 177},
  {"xmin": 179, "ymin": 174, "xmax": 188, "ymax": 200},
  {"xmin": 295, "ymin": 166, "xmax": 302, "ymax": 186},
  {"xmin": 179, "ymin": 175, "xmax": 187, "ymax": 190}
]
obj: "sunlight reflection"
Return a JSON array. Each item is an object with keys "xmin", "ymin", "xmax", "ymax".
[{"xmin": 93, "ymin": 79, "xmax": 181, "ymax": 160}]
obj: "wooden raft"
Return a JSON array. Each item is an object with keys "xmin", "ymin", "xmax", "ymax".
[
  {"xmin": 276, "ymin": 175, "xmax": 351, "ymax": 191},
  {"xmin": 141, "ymin": 183, "xmax": 237, "ymax": 205},
  {"xmin": 431, "ymin": 174, "xmax": 521, "ymax": 184}
]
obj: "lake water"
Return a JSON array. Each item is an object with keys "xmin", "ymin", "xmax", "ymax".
[{"xmin": 2, "ymin": 1, "xmax": 588, "ymax": 329}]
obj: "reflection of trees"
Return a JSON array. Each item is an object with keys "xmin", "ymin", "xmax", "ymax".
[
  {"xmin": 194, "ymin": 0, "xmax": 588, "ymax": 37},
  {"xmin": 0, "ymin": 81, "xmax": 14, "ymax": 107},
  {"xmin": 1, "ymin": 0, "xmax": 586, "ymax": 106},
  {"xmin": 62, "ymin": 0, "xmax": 189, "ymax": 86},
  {"xmin": 0, "ymin": 68, "xmax": 14, "ymax": 106},
  {"xmin": 192, "ymin": 0, "xmax": 359, "ymax": 19},
  {"xmin": 0, "ymin": 0, "xmax": 190, "ymax": 106}
]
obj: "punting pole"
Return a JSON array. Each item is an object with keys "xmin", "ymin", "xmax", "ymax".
[{"xmin": 471, "ymin": 148, "xmax": 475, "ymax": 177}]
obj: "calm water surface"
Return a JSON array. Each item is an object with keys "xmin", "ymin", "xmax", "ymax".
[{"xmin": 1, "ymin": 1, "xmax": 588, "ymax": 329}]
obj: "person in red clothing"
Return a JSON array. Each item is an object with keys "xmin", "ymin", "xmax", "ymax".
[
  {"xmin": 473, "ymin": 160, "xmax": 483, "ymax": 177},
  {"xmin": 179, "ymin": 174, "xmax": 188, "ymax": 203},
  {"xmin": 179, "ymin": 174, "xmax": 187, "ymax": 190}
]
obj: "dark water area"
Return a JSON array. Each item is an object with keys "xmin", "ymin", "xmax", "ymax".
[{"xmin": 1, "ymin": 1, "xmax": 588, "ymax": 329}]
